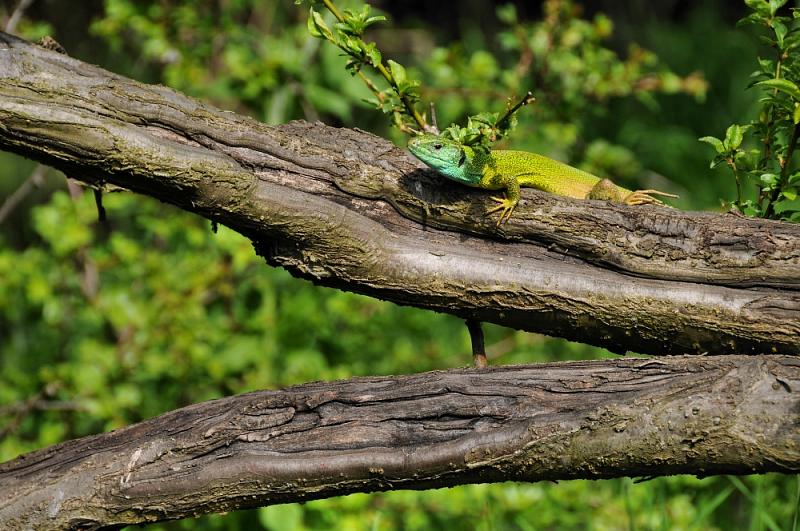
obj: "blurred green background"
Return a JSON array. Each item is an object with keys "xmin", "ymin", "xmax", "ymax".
[{"xmin": 0, "ymin": 1, "xmax": 797, "ymax": 529}]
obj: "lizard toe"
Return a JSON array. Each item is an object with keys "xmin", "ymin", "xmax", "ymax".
[{"xmin": 623, "ymin": 189, "xmax": 679, "ymax": 206}]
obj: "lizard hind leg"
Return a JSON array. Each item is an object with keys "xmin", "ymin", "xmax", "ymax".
[
  {"xmin": 623, "ymin": 189, "xmax": 679, "ymax": 206},
  {"xmin": 588, "ymin": 178, "xmax": 678, "ymax": 206}
]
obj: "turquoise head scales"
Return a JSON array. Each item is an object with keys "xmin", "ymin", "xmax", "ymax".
[{"xmin": 407, "ymin": 135, "xmax": 481, "ymax": 185}]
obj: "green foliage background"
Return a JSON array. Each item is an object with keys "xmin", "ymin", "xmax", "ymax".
[{"xmin": 0, "ymin": 1, "xmax": 798, "ymax": 529}]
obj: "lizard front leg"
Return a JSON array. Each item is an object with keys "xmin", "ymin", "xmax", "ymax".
[{"xmin": 486, "ymin": 175, "xmax": 521, "ymax": 225}]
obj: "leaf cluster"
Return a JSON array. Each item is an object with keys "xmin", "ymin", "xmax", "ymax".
[
  {"xmin": 700, "ymin": 0, "xmax": 800, "ymax": 220},
  {"xmin": 301, "ymin": 0, "xmax": 428, "ymax": 134},
  {"xmin": 298, "ymin": 0, "xmax": 542, "ymax": 149},
  {"xmin": 300, "ymin": 0, "xmax": 706, "ymax": 157}
]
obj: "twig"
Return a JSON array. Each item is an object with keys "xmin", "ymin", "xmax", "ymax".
[
  {"xmin": 4, "ymin": 0, "xmax": 34, "ymax": 33},
  {"xmin": 0, "ymin": 381, "xmax": 66, "ymax": 439},
  {"xmin": 765, "ymin": 121, "xmax": 800, "ymax": 217},
  {"xmin": 63, "ymin": 178, "xmax": 102, "ymax": 300},
  {"xmin": 93, "ymin": 188, "xmax": 106, "ymax": 223},
  {"xmin": 429, "ymin": 101, "xmax": 439, "ymax": 133},
  {"xmin": 466, "ymin": 319, "xmax": 487, "ymax": 368},
  {"xmin": 318, "ymin": 0, "xmax": 428, "ymax": 131},
  {"xmin": 0, "ymin": 399, "xmax": 85, "ymax": 416},
  {"xmin": 0, "ymin": 164, "xmax": 46, "ymax": 224},
  {"xmin": 496, "ymin": 91, "xmax": 535, "ymax": 131}
]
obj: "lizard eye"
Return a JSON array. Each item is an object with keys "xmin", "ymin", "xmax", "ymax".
[{"xmin": 433, "ymin": 143, "xmax": 442, "ymax": 150}]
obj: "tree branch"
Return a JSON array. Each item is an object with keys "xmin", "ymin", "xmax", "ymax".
[
  {"xmin": 0, "ymin": 31, "xmax": 798, "ymax": 530},
  {"xmin": 0, "ymin": 31, "xmax": 798, "ymax": 356},
  {"xmin": 0, "ymin": 356, "xmax": 797, "ymax": 530}
]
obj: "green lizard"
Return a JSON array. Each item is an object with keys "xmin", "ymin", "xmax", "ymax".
[{"xmin": 408, "ymin": 134, "xmax": 676, "ymax": 224}]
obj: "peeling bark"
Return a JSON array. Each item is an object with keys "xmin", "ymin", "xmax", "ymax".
[{"xmin": 0, "ymin": 356, "xmax": 797, "ymax": 530}]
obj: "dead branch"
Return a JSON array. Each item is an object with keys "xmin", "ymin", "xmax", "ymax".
[{"xmin": 0, "ymin": 356, "xmax": 797, "ymax": 530}]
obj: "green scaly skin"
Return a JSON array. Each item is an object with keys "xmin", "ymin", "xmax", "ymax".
[{"xmin": 408, "ymin": 134, "xmax": 676, "ymax": 224}]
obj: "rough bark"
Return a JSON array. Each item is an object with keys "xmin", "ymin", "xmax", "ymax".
[
  {"xmin": 0, "ymin": 32, "xmax": 798, "ymax": 356},
  {"xmin": 0, "ymin": 356, "xmax": 797, "ymax": 530},
  {"xmin": 1, "ymin": 32, "xmax": 799, "ymax": 530}
]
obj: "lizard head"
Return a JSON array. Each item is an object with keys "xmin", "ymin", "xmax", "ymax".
[{"xmin": 407, "ymin": 135, "xmax": 480, "ymax": 185}]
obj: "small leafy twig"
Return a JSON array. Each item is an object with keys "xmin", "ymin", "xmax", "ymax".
[
  {"xmin": 699, "ymin": 0, "xmax": 800, "ymax": 221},
  {"xmin": 319, "ymin": 0, "xmax": 343, "ymax": 21},
  {"xmin": 766, "ymin": 121, "xmax": 800, "ymax": 217},
  {"xmin": 299, "ymin": 0, "xmax": 533, "ymax": 144},
  {"xmin": 700, "ymin": 124, "xmax": 749, "ymax": 208},
  {"xmin": 303, "ymin": 1, "xmax": 428, "ymax": 132},
  {"xmin": 496, "ymin": 91, "xmax": 535, "ymax": 133}
]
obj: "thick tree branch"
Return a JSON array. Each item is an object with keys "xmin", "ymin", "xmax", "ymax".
[
  {"xmin": 0, "ymin": 31, "xmax": 798, "ymax": 356},
  {"xmin": 0, "ymin": 356, "xmax": 797, "ymax": 530},
  {"xmin": 0, "ymin": 32, "xmax": 798, "ymax": 530}
]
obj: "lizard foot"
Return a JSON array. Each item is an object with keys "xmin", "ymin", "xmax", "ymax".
[
  {"xmin": 487, "ymin": 195, "xmax": 518, "ymax": 226},
  {"xmin": 623, "ymin": 189, "xmax": 678, "ymax": 206}
]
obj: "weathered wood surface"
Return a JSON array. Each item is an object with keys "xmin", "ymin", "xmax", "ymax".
[
  {"xmin": 1, "ymin": 356, "xmax": 797, "ymax": 530},
  {"xmin": 0, "ymin": 31, "xmax": 798, "ymax": 356}
]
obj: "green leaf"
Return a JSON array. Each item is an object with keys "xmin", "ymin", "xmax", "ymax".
[
  {"xmin": 757, "ymin": 57, "xmax": 774, "ymax": 73},
  {"xmin": 306, "ymin": 9, "xmax": 322, "ymax": 38},
  {"xmin": 775, "ymin": 197, "xmax": 800, "ymax": 215},
  {"xmin": 745, "ymin": 0, "xmax": 771, "ymax": 15},
  {"xmin": 699, "ymin": 136, "xmax": 725, "ymax": 154},
  {"xmin": 363, "ymin": 42, "xmax": 381, "ymax": 67},
  {"xmin": 781, "ymin": 189, "xmax": 798, "ymax": 201},
  {"xmin": 760, "ymin": 173, "xmax": 779, "ymax": 188},
  {"xmin": 308, "ymin": 8, "xmax": 334, "ymax": 42},
  {"xmin": 338, "ymin": 5, "xmax": 387, "ymax": 36},
  {"xmin": 737, "ymin": 12, "xmax": 765, "ymax": 26},
  {"xmin": 756, "ymin": 78, "xmax": 800, "ymax": 100},
  {"xmin": 469, "ymin": 112, "xmax": 499, "ymax": 127},
  {"xmin": 387, "ymin": 59, "xmax": 407, "ymax": 86},
  {"xmin": 340, "ymin": 35, "xmax": 362, "ymax": 55},
  {"xmin": 364, "ymin": 15, "xmax": 387, "ymax": 27},
  {"xmin": 794, "ymin": 103, "xmax": 800, "ymax": 124},
  {"xmin": 710, "ymin": 154, "xmax": 726, "ymax": 169},
  {"xmin": 723, "ymin": 124, "xmax": 748, "ymax": 150},
  {"xmin": 774, "ymin": 20, "xmax": 788, "ymax": 48},
  {"xmin": 769, "ymin": 0, "xmax": 788, "ymax": 16}
]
